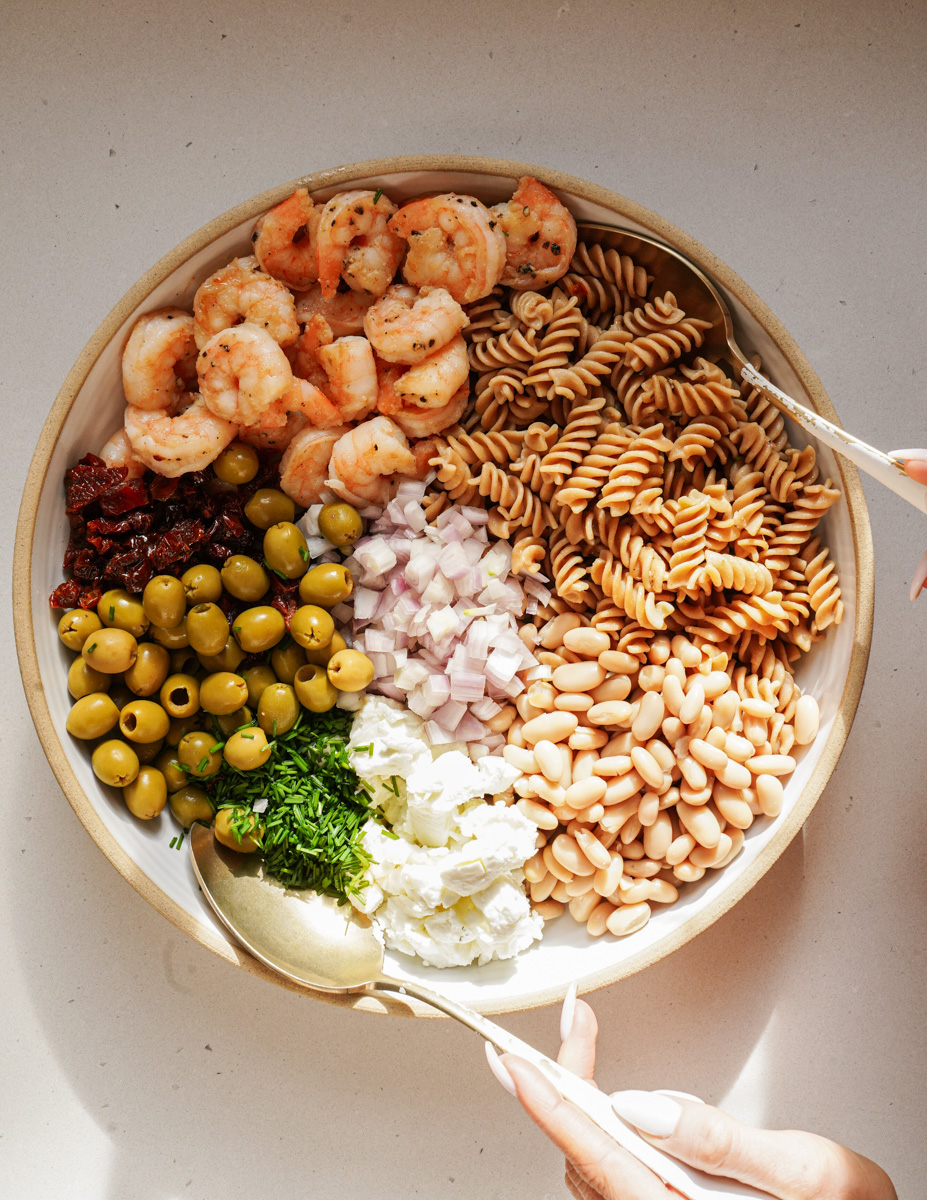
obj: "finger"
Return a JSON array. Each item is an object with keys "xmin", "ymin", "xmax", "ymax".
[
  {"xmin": 610, "ymin": 1092, "xmax": 896, "ymax": 1199},
  {"xmin": 909, "ymin": 547, "xmax": 927, "ymax": 601},
  {"xmin": 566, "ymin": 1159, "xmax": 607, "ymax": 1200},
  {"xmin": 891, "ymin": 450, "xmax": 927, "ymax": 486},
  {"xmin": 503, "ymin": 1055, "xmax": 668, "ymax": 1200},
  {"xmin": 558, "ymin": 997, "xmax": 598, "ymax": 1081}
]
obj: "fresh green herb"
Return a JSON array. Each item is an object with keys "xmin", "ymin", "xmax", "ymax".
[
  {"xmin": 169, "ymin": 831, "xmax": 186, "ymax": 851},
  {"xmin": 298, "ymin": 545, "xmax": 309, "ymax": 562},
  {"xmin": 240, "ymin": 732, "xmax": 254, "ymax": 740},
  {"xmin": 210, "ymin": 710, "xmax": 387, "ymax": 900},
  {"xmin": 233, "ymin": 625, "xmax": 242, "ymax": 633},
  {"xmin": 373, "ymin": 187, "xmax": 383, "ymax": 204},
  {"xmin": 209, "ymin": 741, "xmax": 225, "ymax": 754},
  {"xmin": 197, "ymin": 755, "xmax": 210, "ymax": 773},
  {"xmin": 108, "ymin": 605, "xmax": 115, "ymax": 621},
  {"xmin": 383, "ymin": 775, "xmax": 400, "ymax": 797},
  {"xmin": 88, "ymin": 642, "xmax": 98, "ymax": 654}
]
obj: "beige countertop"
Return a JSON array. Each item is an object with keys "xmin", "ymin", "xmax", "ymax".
[{"xmin": 2, "ymin": 1, "xmax": 925, "ymax": 1196}]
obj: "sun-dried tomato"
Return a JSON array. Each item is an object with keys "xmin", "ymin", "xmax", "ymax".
[{"xmin": 64, "ymin": 455, "xmax": 127, "ymax": 514}]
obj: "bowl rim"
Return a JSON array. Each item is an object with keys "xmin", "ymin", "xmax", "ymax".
[{"xmin": 13, "ymin": 154, "xmax": 874, "ymax": 1016}]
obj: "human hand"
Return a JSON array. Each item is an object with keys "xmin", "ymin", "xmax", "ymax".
[
  {"xmin": 891, "ymin": 451, "xmax": 927, "ymax": 599},
  {"xmin": 485, "ymin": 986, "xmax": 896, "ymax": 1200}
]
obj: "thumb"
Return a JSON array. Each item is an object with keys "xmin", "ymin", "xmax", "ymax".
[{"xmin": 609, "ymin": 1092, "xmax": 896, "ymax": 1200}]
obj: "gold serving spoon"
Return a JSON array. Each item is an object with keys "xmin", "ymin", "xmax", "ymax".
[
  {"xmin": 190, "ymin": 825, "xmax": 770, "ymax": 1199},
  {"xmin": 576, "ymin": 221, "xmax": 927, "ymax": 513}
]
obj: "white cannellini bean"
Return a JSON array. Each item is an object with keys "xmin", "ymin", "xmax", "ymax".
[
  {"xmin": 503, "ymin": 744, "xmax": 538, "ymax": 773},
  {"xmin": 688, "ymin": 737, "xmax": 728, "ymax": 772},
  {"xmin": 642, "ymin": 810, "xmax": 673, "ymax": 860},
  {"xmin": 533, "ymin": 899, "xmax": 565, "ymax": 921},
  {"xmin": 593, "ymin": 754, "xmax": 633, "ymax": 778},
  {"xmin": 516, "ymin": 798, "xmax": 559, "ymax": 830},
  {"xmin": 638, "ymin": 664, "xmax": 665, "ymax": 692},
  {"xmin": 604, "ymin": 770, "xmax": 645, "ymax": 805},
  {"xmin": 589, "ymin": 676, "xmax": 632, "ymax": 703},
  {"xmin": 558, "ymin": 743, "xmax": 573, "ymax": 789},
  {"xmin": 569, "ymin": 889, "xmax": 602, "ymax": 923},
  {"xmin": 710, "ymin": 690, "xmax": 740, "ymax": 730},
  {"xmin": 679, "ymin": 679, "xmax": 705, "ymax": 724},
  {"xmin": 572, "ymin": 748, "xmax": 598, "ymax": 782},
  {"xmin": 569, "ymin": 727, "xmax": 609, "ymax": 750},
  {"xmin": 533, "ymin": 739, "xmax": 563, "ymax": 782},
  {"xmin": 740, "ymin": 697, "xmax": 776, "ymax": 719},
  {"xmin": 539, "ymin": 612, "xmax": 582, "ymax": 648},
  {"xmin": 702, "ymin": 670, "xmax": 732, "ymax": 699},
  {"xmin": 564, "ymin": 777, "xmax": 608, "ymax": 809},
  {"xmin": 550, "ymin": 878, "xmax": 572, "ymax": 902},
  {"xmin": 661, "ymin": 673, "xmax": 685, "ymax": 716},
  {"xmin": 632, "ymin": 690, "xmax": 665, "ymax": 741},
  {"xmin": 529, "ymin": 872, "xmax": 557, "ymax": 901},
  {"xmin": 690, "ymin": 833, "xmax": 734, "ymax": 868},
  {"xmin": 665, "ymin": 832, "xmax": 696, "ymax": 865},
  {"xmin": 724, "ymin": 733, "xmax": 754, "ymax": 762},
  {"xmin": 565, "ymin": 872, "xmax": 596, "ymax": 897},
  {"xmin": 676, "ymin": 800, "xmax": 722, "ymax": 848},
  {"xmin": 793, "ymin": 694, "xmax": 820, "ymax": 744},
  {"xmin": 522, "ymin": 711, "xmax": 579, "ymax": 744},
  {"xmin": 637, "ymin": 791, "xmax": 660, "ymax": 827},
  {"xmin": 574, "ymin": 827, "xmax": 612, "ymax": 870},
  {"xmin": 705, "ymin": 724, "xmax": 728, "ymax": 751},
  {"xmin": 688, "ymin": 705, "xmax": 713, "ymax": 740},
  {"xmin": 551, "ymin": 833, "xmax": 596, "ymax": 876},
  {"xmin": 555, "ymin": 692, "xmax": 593, "ymax": 711},
  {"xmin": 552, "ymin": 660, "xmax": 607, "ymax": 692},
  {"xmin": 606, "ymin": 902, "xmax": 651, "ymax": 937},
  {"xmin": 756, "ymin": 773, "xmax": 784, "ymax": 816},
  {"xmin": 630, "ymin": 745, "xmax": 664, "ymax": 789},
  {"xmin": 746, "ymin": 754, "xmax": 797, "ymax": 777},
  {"xmin": 674, "ymin": 860, "xmax": 706, "ymax": 883},
  {"xmin": 562, "ymin": 626, "xmax": 611, "ymax": 656},
  {"xmin": 586, "ymin": 901, "xmax": 615, "ymax": 936},
  {"xmin": 717, "ymin": 757, "xmax": 753, "ymax": 790},
  {"xmin": 529, "ymin": 774, "xmax": 565, "ymax": 805},
  {"xmin": 598, "ymin": 649, "xmax": 640, "ymax": 674}
]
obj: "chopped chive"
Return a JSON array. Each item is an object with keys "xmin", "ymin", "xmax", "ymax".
[
  {"xmin": 88, "ymin": 643, "xmax": 98, "ymax": 654},
  {"xmin": 373, "ymin": 187, "xmax": 383, "ymax": 204},
  {"xmin": 197, "ymin": 756, "xmax": 210, "ymax": 773},
  {"xmin": 233, "ymin": 626, "xmax": 242, "ymax": 633},
  {"xmin": 298, "ymin": 545, "xmax": 309, "ymax": 562},
  {"xmin": 240, "ymin": 732, "xmax": 254, "ymax": 740},
  {"xmin": 108, "ymin": 605, "xmax": 115, "ymax": 621},
  {"xmin": 209, "ymin": 741, "xmax": 225, "ymax": 754}
]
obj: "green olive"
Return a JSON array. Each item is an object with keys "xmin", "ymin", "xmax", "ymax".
[
  {"xmin": 58, "ymin": 608, "xmax": 103, "ymax": 651},
  {"xmin": 143, "ymin": 574, "xmax": 187, "ymax": 629},
  {"xmin": 263, "ymin": 521, "xmax": 309, "ymax": 579},
  {"xmin": 293, "ymin": 664, "xmax": 339, "ymax": 713},
  {"xmin": 318, "ymin": 501, "xmax": 363, "ymax": 547},
  {"xmin": 223, "ymin": 727, "xmax": 272, "ymax": 771},
  {"xmin": 289, "ymin": 604, "xmax": 334, "ymax": 651},
  {"xmin": 213, "ymin": 706, "xmax": 253, "ymax": 736},
  {"xmin": 214, "ymin": 807, "xmax": 263, "ymax": 852},
  {"xmin": 186, "ymin": 602, "xmax": 230, "ymax": 656},
  {"xmin": 170, "ymin": 647, "xmax": 201, "ymax": 675},
  {"xmin": 123, "ymin": 641, "xmax": 171, "ymax": 696},
  {"xmin": 327, "ymin": 649, "xmax": 375, "ymax": 692},
  {"xmin": 82, "ymin": 627, "xmax": 139, "ymax": 674},
  {"xmin": 119, "ymin": 699, "xmax": 171, "ymax": 743},
  {"xmin": 155, "ymin": 750, "xmax": 190, "ymax": 793},
  {"xmin": 178, "ymin": 730, "xmax": 223, "ymax": 778},
  {"xmin": 258, "ymin": 682, "xmax": 300, "ymax": 735},
  {"xmin": 298, "ymin": 563, "xmax": 354, "ymax": 608},
  {"xmin": 221, "ymin": 554, "xmax": 270, "ymax": 602},
  {"xmin": 232, "ymin": 605, "xmax": 286, "ymax": 653},
  {"xmin": 242, "ymin": 664, "xmax": 277, "ymax": 707},
  {"xmin": 199, "ymin": 671, "xmax": 249, "ymax": 715},
  {"xmin": 150, "ymin": 617, "xmax": 190, "ymax": 650},
  {"xmin": 159, "ymin": 673, "xmax": 200, "ymax": 718},
  {"xmin": 196, "ymin": 637, "xmax": 246, "ymax": 673},
  {"xmin": 169, "ymin": 785, "xmax": 215, "ymax": 828},
  {"xmin": 181, "ymin": 563, "xmax": 223, "ymax": 605},
  {"xmin": 67, "ymin": 656, "xmax": 111, "ymax": 700},
  {"xmin": 91, "ymin": 739, "xmax": 140, "ymax": 787},
  {"xmin": 67, "ymin": 692, "xmax": 120, "ymax": 739},
  {"xmin": 213, "ymin": 441, "xmax": 259, "ymax": 485},
  {"xmin": 167, "ymin": 713, "xmax": 201, "ymax": 747},
  {"xmin": 271, "ymin": 641, "xmax": 306, "ymax": 683},
  {"xmin": 304, "ymin": 630, "xmax": 346, "ymax": 667},
  {"xmin": 123, "ymin": 766, "xmax": 168, "ymax": 820},
  {"xmin": 98, "ymin": 588, "xmax": 150, "ymax": 638},
  {"xmin": 109, "ymin": 683, "xmax": 136, "ymax": 711},
  {"xmin": 135, "ymin": 736, "xmax": 165, "ymax": 765},
  {"xmin": 244, "ymin": 487, "xmax": 295, "ymax": 531}
]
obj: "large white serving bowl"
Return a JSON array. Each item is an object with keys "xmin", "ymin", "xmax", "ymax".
[{"xmin": 14, "ymin": 156, "xmax": 873, "ymax": 1017}]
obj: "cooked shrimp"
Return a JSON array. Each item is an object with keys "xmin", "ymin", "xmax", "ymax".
[
  {"xmin": 294, "ymin": 284, "xmax": 375, "ymax": 338},
  {"xmin": 392, "ymin": 333, "xmax": 469, "ymax": 408},
  {"xmin": 363, "ymin": 284, "xmax": 468, "ymax": 364},
  {"xmin": 121, "ymin": 308, "xmax": 197, "ymax": 409},
  {"xmin": 407, "ymin": 436, "xmax": 443, "ymax": 479},
  {"xmin": 99, "ymin": 427, "xmax": 146, "ymax": 479},
  {"xmin": 125, "ymin": 395, "xmax": 237, "ymax": 478},
  {"xmin": 316, "ymin": 335, "xmax": 379, "ymax": 421},
  {"xmin": 389, "ymin": 385, "xmax": 469, "ymax": 439},
  {"xmin": 389, "ymin": 193, "xmax": 506, "ymax": 304},
  {"xmin": 192, "ymin": 255, "xmax": 298, "ymax": 349},
  {"xmin": 266, "ymin": 378, "xmax": 344, "ymax": 430},
  {"xmin": 316, "ymin": 190, "xmax": 405, "ymax": 299},
  {"xmin": 490, "ymin": 175, "xmax": 577, "ymax": 290},
  {"xmin": 197, "ymin": 323, "xmax": 294, "ymax": 427},
  {"xmin": 251, "ymin": 188, "xmax": 321, "ymax": 290},
  {"xmin": 239, "ymin": 412, "xmax": 309, "ymax": 453},
  {"xmin": 327, "ymin": 416, "xmax": 416, "ymax": 505},
  {"xmin": 289, "ymin": 313, "xmax": 334, "ymax": 387},
  {"xmin": 279, "ymin": 424, "xmax": 350, "ymax": 506}
]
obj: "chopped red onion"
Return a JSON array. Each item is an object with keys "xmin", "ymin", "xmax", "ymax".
[{"xmin": 422, "ymin": 673, "xmax": 451, "ymax": 707}]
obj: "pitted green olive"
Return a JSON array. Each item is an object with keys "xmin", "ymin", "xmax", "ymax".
[
  {"xmin": 232, "ymin": 606, "xmax": 286, "ymax": 653},
  {"xmin": 258, "ymin": 683, "xmax": 300, "ymax": 735},
  {"xmin": 199, "ymin": 671, "xmax": 249, "ymax": 715},
  {"xmin": 119, "ymin": 699, "xmax": 171, "ymax": 743},
  {"xmin": 221, "ymin": 554, "xmax": 270, "ymax": 602},
  {"xmin": 214, "ymin": 706, "xmax": 253, "ymax": 736},
  {"xmin": 298, "ymin": 563, "xmax": 354, "ymax": 608},
  {"xmin": 244, "ymin": 488, "xmax": 295, "ymax": 530},
  {"xmin": 135, "ymin": 737, "xmax": 165, "ymax": 764},
  {"xmin": 318, "ymin": 501, "xmax": 362, "ymax": 547},
  {"xmin": 67, "ymin": 656, "xmax": 111, "ymax": 700},
  {"xmin": 327, "ymin": 649, "xmax": 375, "ymax": 692},
  {"xmin": 98, "ymin": 589, "xmax": 150, "ymax": 638},
  {"xmin": 271, "ymin": 641, "xmax": 306, "ymax": 683},
  {"xmin": 67, "ymin": 693, "xmax": 120, "ymax": 739},
  {"xmin": 143, "ymin": 575, "xmax": 187, "ymax": 629},
  {"xmin": 82, "ymin": 627, "xmax": 138, "ymax": 674},
  {"xmin": 213, "ymin": 441, "xmax": 259, "ymax": 485},
  {"xmin": 170, "ymin": 647, "xmax": 201, "ymax": 675},
  {"xmin": 181, "ymin": 563, "xmax": 223, "ymax": 605},
  {"xmin": 58, "ymin": 608, "xmax": 103, "ymax": 651},
  {"xmin": 167, "ymin": 713, "xmax": 201, "ymax": 747},
  {"xmin": 263, "ymin": 522, "xmax": 309, "ymax": 579},
  {"xmin": 289, "ymin": 604, "xmax": 334, "ymax": 651},
  {"xmin": 197, "ymin": 637, "xmax": 246, "ymax": 673},
  {"xmin": 159, "ymin": 673, "xmax": 200, "ymax": 718},
  {"xmin": 155, "ymin": 750, "xmax": 190, "ymax": 793},
  {"xmin": 243, "ymin": 664, "xmax": 277, "ymax": 707},
  {"xmin": 109, "ymin": 683, "xmax": 135, "ymax": 711},
  {"xmin": 293, "ymin": 664, "xmax": 338, "ymax": 713},
  {"xmin": 224, "ymin": 727, "xmax": 272, "ymax": 771},
  {"xmin": 91, "ymin": 739, "xmax": 140, "ymax": 788},
  {"xmin": 304, "ymin": 630, "xmax": 346, "ymax": 667},
  {"xmin": 124, "ymin": 641, "xmax": 171, "ymax": 697},
  {"xmin": 123, "ymin": 766, "xmax": 168, "ymax": 820},
  {"xmin": 177, "ymin": 730, "xmax": 223, "ymax": 777},
  {"xmin": 186, "ymin": 603, "xmax": 230, "ymax": 656},
  {"xmin": 150, "ymin": 618, "xmax": 189, "ymax": 650},
  {"xmin": 169, "ymin": 785, "xmax": 215, "ymax": 828}
]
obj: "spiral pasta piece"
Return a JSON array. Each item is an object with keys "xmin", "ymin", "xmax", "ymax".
[
  {"xmin": 623, "ymin": 312, "xmax": 713, "ymax": 373},
  {"xmin": 589, "ymin": 554, "xmax": 675, "ymax": 630},
  {"xmin": 803, "ymin": 536, "xmax": 844, "ymax": 630},
  {"xmin": 509, "ymin": 290, "xmax": 555, "ymax": 330},
  {"xmin": 700, "ymin": 551, "xmax": 775, "ymax": 596},
  {"xmin": 731, "ymin": 422, "xmax": 800, "ymax": 503},
  {"xmin": 468, "ymin": 327, "xmax": 539, "ymax": 371},
  {"xmin": 598, "ymin": 423, "xmax": 673, "ymax": 515},
  {"xmin": 557, "ymin": 423, "xmax": 633, "ymax": 513},
  {"xmin": 477, "ymin": 462, "xmax": 554, "ymax": 535},
  {"xmin": 539, "ymin": 391, "xmax": 608, "ymax": 485},
  {"xmin": 547, "ymin": 325, "xmax": 633, "ymax": 401},
  {"xmin": 571, "ymin": 242, "xmax": 651, "ymax": 298},
  {"xmin": 510, "ymin": 532, "xmax": 547, "ymax": 575},
  {"xmin": 762, "ymin": 481, "xmax": 840, "ymax": 571},
  {"xmin": 523, "ymin": 294, "xmax": 585, "ymax": 397},
  {"xmin": 666, "ymin": 491, "xmax": 710, "ymax": 593}
]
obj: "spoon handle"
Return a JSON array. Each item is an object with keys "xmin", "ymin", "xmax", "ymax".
[
  {"xmin": 740, "ymin": 363, "xmax": 927, "ymax": 514},
  {"xmin": 372, "ymin": 978, "xmax": 770, "ymax": 1199}
]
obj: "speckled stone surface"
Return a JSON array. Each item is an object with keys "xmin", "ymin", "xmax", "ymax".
[{"xmin": 3, "ymin": 2, "xmax": 925, "ymax": 1196}]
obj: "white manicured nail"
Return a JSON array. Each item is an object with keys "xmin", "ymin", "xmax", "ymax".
[
  {"xmin": 610, "ymin": 1089, "xmax": 682, "ymax": 1137},
  {"xmin": 485, "ymin": 1042, "xmax": 517, "ymax": 1096},
  {"xmin": 560, "ymin": 980, "xmax": 578, "ymax": 1041},
  {"xmin": 657, "ymin": 1089, "xmax": 704, "ymax": 1105},
  {"xmin": 889, "ymin": 449, "xmax": 927, "ymax": 460},
  {"xmin": 910, "ymin": 548, "xmax": 927, "ymax": 602}
]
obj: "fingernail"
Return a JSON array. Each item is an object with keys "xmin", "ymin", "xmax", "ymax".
[
  {"xmin": 610, "ymin": 1089, "xmax": 682, "ymax": 1137},
  {"xmin": 485, "ymin": 1042, "xmax": 517, "ymax": 1096},
  {"xmin": 888, "ymin": 449, "xmax": 927, "ymax": 460},
  {"xmin": 560, "ymin": 980, "xmax": 578, "ymax": 1041},
  {"xmin": 910, "ymin": 548, "xmax": 927, "ymax": 602},
  {"xmin": 657, "ymin": 1089, "xmax": 704, "ymax": 1105}
]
